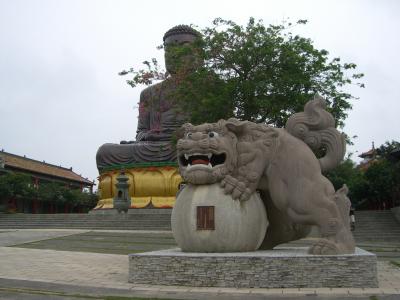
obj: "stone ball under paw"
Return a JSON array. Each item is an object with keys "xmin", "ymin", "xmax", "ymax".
[{"xmin": 171, "ymin": 183, "xmax": 268, "ymax": 252}]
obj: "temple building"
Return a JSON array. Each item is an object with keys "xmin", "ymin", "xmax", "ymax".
[
  {"xmin": 357, "ymin": 142, "xmax": 400, "ymax": 210},
  {"xmin": 358, "ymin": 142, "xmax": 378, "ymax": 171},
  {"xmin": 358, "ymin": 142, "xmax": 400, "ymax": 169},
  {"xmin": 0, "ymin": 150, "xmax": 95, "ymax": 213}
]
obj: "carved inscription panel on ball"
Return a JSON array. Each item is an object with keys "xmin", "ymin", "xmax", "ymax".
[{"xmin": 197, "ymin": 206, "xmax": 215, "ymax": 230}]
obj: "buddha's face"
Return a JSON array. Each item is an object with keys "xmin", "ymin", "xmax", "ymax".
[{"xmin": 164, "ymin": 33, "xmax": 202, "ymax": 75}]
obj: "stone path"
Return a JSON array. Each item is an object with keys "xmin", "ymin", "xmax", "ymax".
[
  {"xmin": 1, "ymin": 229, "xmax": 176, "ymax": 255},
  {"xmin": 0, "ymin": 229, "xmax": 90, "ymax": 247},
  {"xmin": 0, "ymin": 247, "xmax": 129, "ymax": 289},
  {"xmin": 0, "ymin": 230, "xmax": 399, "ymax": 298}
]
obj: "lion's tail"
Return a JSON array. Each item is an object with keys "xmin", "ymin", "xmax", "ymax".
[{"xmin": 285, "ymin": 95, "xmax": 346, "ymax": 172}]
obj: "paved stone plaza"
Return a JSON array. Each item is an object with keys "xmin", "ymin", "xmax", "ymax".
[{"xmin": 0, "ymin": 229, "xmax": 399, "ymax": 299}]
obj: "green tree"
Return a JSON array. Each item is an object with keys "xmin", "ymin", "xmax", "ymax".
[
  {"xmin": 0, "ymin": 173, "xmax": 97, "ymax": 212},
  {"xmin": 376, "ymin": 140, "xmax": 400, "ymax": 160},
  {"xmin": 62, "ymin": 188, "xmax": 97, "ymax": 209},
  {"xmin": 326, "ymin": 157, "xmax": 368, "ymax": 207},
  {"xmin": 363, "ymin": 140, "xmax": 400, "ymax": 208},
  {"xmin": 364, "ymin": 160, "xmax": 393, "ymax": 203},
  {"xmin": 37, "ymin": 182, "xmax": 66, "ymax": 204},
  {"xmin": 121, "ymin": 18, "xmax": 364, "ymax": 127},
  {"xmin": 0, "ymin": 173, "xmax": 35, "ymax": 200},
  {"xmin": 38, "ymin": 183, "xmax": 98, "ymax": 209}
]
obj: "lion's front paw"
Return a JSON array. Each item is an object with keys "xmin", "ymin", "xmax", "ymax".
[
  {"xmin": 220, "ymin": 175, "xmax": 251, "ymax": 201},
  {"xmin": 308, "ymin": 239, "xmax": 340, "ymax": 255}
]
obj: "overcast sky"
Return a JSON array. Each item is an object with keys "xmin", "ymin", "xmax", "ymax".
[{"xmin": 0, "ymin": 0, "xmax": 399, "ymax": 187}]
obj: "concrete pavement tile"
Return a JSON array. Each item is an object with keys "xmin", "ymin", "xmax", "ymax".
[
  {"xmin": 130, "ymin": 286, "xmax": 161, "ymax": 292},
  {"xmin": 362, "ymin": 288, "xmax": 385, "ymax": 294},
  {"xmin": 130, "ymin": 284, "xmax": 155, "ymax": 288},
  {"xmin": 218, "ymin": 288, "xmax": 252, "ymax": 294},
  {"xmin": 329, "ymin": 288, "xmax": 350, "ymax": 294},
  {"xmin": 281, "ymin": 288, "xmax": 302, "ymax": 294},
  {"xmin": 101, "ymin": 283, "xmax": 131, "ymax": 290},
  {"xmin": 188, "ymin": 287, "xmax": 221, "ymax": 293},
  {"xmin": 315, "ymin": 288, "xmax": 334, "ymax": 295},
  {"xmin": 346, "ymin": 288, "xmax": 365, "ymax": 295},
  {"xmin": 60, "ymin": 279, "xmax": 78, "ymax": 283},
  {"xmin": 381, "ymin": 288, "xmax": 400, "ymax": 294},
  {"xmin": 298, "ymin": 288, "xmax": 317, "ymax": 294},
  {"xmin": 158, "ymin": 286, "xmax": 190, "ymax": 292},
  {"xmin": 249, "ymin": 288, "xmax": 283, "ymax": 294}
]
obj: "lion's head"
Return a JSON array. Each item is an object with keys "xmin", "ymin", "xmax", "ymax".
[{"xmin": 176, "ymin": 120, "xmax": 238, "ymax": 185}]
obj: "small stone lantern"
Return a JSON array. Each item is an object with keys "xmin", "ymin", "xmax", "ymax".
[{"xmin": 113, "ymin": 172, "xmax": 130, "ymax": 214}]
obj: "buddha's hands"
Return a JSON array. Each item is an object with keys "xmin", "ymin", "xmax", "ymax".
[
  {"xmin": 144, "ymin": 132, "xmax": 161, "ymax": 141},
  {"xmin": 137, "ymin": 131, "xmax": 161, "ymax": 141}
]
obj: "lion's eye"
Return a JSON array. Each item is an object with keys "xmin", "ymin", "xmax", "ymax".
[
  {"xmin": 186, "ymin": 132, "xmax": 193, "ymax": 139},
  {"xmin": 208, "ymin": 131, "xmax": 219, "ymax": 138}
]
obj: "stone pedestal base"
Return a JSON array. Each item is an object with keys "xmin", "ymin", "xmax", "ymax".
[{"xmin": 129, "ymin": 247, "xmax": 378, "ymax": 288}]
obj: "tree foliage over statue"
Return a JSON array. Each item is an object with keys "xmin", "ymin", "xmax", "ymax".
[{"xmin": 120, "ymin": 18, "xmax": 364, "ymax": 128}]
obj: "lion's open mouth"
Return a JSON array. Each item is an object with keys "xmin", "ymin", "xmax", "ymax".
[{"xmin": 179, "ymin": 152, "xmax": 226, "ymax": 168}]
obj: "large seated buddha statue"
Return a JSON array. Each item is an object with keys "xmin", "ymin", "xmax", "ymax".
[{"xmin": 94, "ymin": 25, "xmax": 201, "ymax": 210}]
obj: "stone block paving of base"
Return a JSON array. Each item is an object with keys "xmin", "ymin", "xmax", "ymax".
[{"xmin": 0, "ymin": 246, "xmax": 400, "ymax": 297}]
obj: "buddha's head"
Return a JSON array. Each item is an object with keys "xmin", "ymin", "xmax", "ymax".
[{"xmin": 163, "ymin": 25, "xmax": 203, "ymax": 75}]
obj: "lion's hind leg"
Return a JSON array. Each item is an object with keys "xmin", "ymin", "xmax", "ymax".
[
  {"xmin": 268, "ymin": 175, "xmax": 355, "ymax": 255},
  {"xmin": 307, "ymin": 184, "xmax": 355, "ymax": 255},
  {"xmin": 287, "ymin": 179, "xmax": 355, "ymax": 255}
]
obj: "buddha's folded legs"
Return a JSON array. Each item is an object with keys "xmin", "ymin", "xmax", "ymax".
[{"xmin": 96, "ymin": 141, "xmax": 176, "ymax": 171}]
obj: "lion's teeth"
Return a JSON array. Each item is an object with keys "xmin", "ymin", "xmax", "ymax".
[
  {"xmin": 184, "ymin": 154, "xmax": 189, "ymax": 160},
  {"xmin": 208, "ymin": 163, "xmax": 212, "ymax": 168},
  {"xmin": 207, "ymin": 153, "xmax": 212, "ymax": 159}
]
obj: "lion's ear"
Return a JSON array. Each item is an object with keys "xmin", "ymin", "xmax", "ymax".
[
  {"xmin": 175, "ymin": 127, "xmax": 185, "ymax": 140},
  {"xmin": 182, "ymin": 123, "xmax": 194, "ymax": 130},
  {"xmin": 176, "ymin": 123, "xmax": 194, "ymax": 139},
  {"xmin": 225, "ymin": 118, "xmax": 248, "ymax": 135}
]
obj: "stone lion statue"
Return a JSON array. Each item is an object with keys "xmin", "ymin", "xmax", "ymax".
[{"xmin": 176, "ymin": 95, "xmax": 355, "ymax": 255}]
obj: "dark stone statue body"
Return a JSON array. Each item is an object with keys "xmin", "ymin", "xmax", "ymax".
[
  {"xmin": 96, "ymin": 25, "xmax": 201, "ymax": 171},
  {"xmin": 96, "ymin": 80, "xmax": 184, "ymax": 169}
]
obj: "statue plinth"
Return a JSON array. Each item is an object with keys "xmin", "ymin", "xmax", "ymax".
[
  {"xmin": 94, "ymin": 163, "xmax": 182, "ymax": 210},
  {"xmin": 129, "ymin": 247, "xmax": 378, "ymax": 288}
]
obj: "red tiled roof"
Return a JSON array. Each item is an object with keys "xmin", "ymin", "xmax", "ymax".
[
  {"xmin": 0, "ymin": 151, "xmax": 94, "ymax": 186},
  {"xmin": 358, "ymin": 148, "xmax": 376, "ymax": 158}
]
